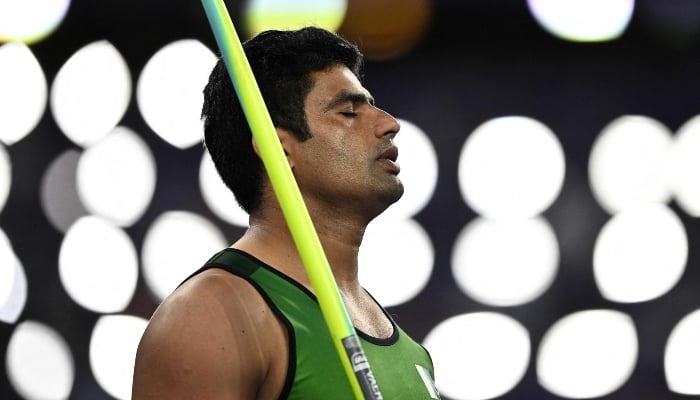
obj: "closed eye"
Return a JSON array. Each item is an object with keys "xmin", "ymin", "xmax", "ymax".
[{"xmin": 326, "ymin": 90, "xmax": 375, "ymax": 115}]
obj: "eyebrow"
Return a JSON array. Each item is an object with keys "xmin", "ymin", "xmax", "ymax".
[{"xmin": 324, "ymin": 90, "xmax": 375, "ymax": 111}]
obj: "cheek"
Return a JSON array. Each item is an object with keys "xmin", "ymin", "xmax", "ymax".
[
  {"xmin": 332, "ymin": 143, "xmax": 365, "ymax": 172},
  {"xmin": 316, "ymin": 135, "xmax": 354, "ymax": 162},
  {"xmin": 304, "ymin": 127, "xmax": 368, "ymax": 171}
]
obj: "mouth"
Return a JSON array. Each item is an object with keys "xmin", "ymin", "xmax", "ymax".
[{"xmin": 377, "ymin": 146, "xmax": 400, "ymax": 174}]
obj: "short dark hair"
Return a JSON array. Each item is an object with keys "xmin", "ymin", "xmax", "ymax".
[{"xmin": 202, "ymin": 27, "xmax": 364, "ymax": 214}]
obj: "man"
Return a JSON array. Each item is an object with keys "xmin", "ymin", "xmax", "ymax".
[{"xmin": 132, "ymin": 27, "xmax": 440, "ymax": 399}]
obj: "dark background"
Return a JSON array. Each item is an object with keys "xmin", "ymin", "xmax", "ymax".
[{"xmin": 2, "ymin": 0, "xmax": 700, "ymax": 398}]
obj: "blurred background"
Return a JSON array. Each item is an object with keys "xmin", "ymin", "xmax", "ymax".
[{"xmin": 2, "ymin": 0, "xmax": 700, "ymax": 399}]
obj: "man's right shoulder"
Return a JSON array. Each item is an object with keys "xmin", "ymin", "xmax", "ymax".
[
  {"xmin": 135, "ymin": 266, "xmax": 277, "ymax": 369},
  {"xmin": 157, "ymin": 267, "xmax": 265, "ymax": 321},
  {"xmin": 132, "ymin": 267, "xmax": 285, "ymax": 399}
]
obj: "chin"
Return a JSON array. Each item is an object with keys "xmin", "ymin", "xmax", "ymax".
[
  {"xmin": 393, "ymin": 182, "xmax": 405, "ymax": 203},
  {"xmin": 383, "ymin": 180, "xmax": 405, "ymax": 206}
]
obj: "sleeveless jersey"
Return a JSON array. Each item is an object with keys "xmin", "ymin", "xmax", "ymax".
[{"xmin": 196, "ymin": 248, "xmax": 441, "ymax": 400}]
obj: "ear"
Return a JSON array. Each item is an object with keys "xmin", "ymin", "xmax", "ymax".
[{"xmin": 251, "ymin": 128, "xmax": 296, "ymax": 169}]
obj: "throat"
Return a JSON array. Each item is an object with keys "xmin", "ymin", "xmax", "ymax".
[
  {"xmin": 352, "ymin": 315, "xmax": 395, "ymax": 340},
  {"xmin": 344, "ymin": 291, "xmax": 394, "ymax": 339}
]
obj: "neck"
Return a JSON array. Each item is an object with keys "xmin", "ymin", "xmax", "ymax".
[{"xmin": 233, "ymin": 199, "xmax": 368, "ymax": 295}]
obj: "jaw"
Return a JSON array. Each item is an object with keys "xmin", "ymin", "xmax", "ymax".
[{"xmin": 363, "ymin": 176, "xmax": 405, "ymax": 221}]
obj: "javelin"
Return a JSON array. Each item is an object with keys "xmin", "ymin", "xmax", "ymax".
[{"xmin": 200, "ymin": 1, "xmax": 383, "ymax": 399}]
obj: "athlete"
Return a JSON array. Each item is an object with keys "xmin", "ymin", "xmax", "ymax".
[{"xmin": 132, "ymin": 26, "xmax": 440, "ymax": 399}]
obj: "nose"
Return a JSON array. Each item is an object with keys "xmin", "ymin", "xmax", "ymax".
[{"xmin": 374, "ymin": 107, "xmax": 401, "ymax": 139}]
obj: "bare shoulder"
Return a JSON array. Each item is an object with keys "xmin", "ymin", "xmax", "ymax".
[{"xmin": 132, "ymin": 268, "xmax": 288, "ymax": 400}]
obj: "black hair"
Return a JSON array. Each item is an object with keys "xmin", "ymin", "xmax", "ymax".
[{"xmin": 202, "ymin": 26, "xmax": 364, "ymax": 214}]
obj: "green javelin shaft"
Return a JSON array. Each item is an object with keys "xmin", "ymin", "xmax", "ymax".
[{"xmin": 200, "ymin": 1, "xmax": 383, "ymax": 399}]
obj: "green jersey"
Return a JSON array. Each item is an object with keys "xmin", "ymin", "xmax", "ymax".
[{"xmin": 196, "ymin": 248, "xmax": 441, "ymax": 400}]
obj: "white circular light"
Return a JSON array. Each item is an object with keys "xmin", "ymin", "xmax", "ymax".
[
  {"xmin": 459, "ymin": 116, "xmax": 565, "ymax": 219},
  {"xmin": 0, "ymin": 229, "xmax": 14, "ymax": 313},
  {"xmin": 51, "ymin": 40, "xmax": 131, "ymax": 147},
  {"xmin": 593, "ymin": 203, "xmax": 687, "ymax": 303},
  {"xmin": 0, "ymin": 228, "xmax": 26, "ymax": 324},
  {"xmin": 199, "ymin": 150, "xmax": 249, "ymax": 227},
  {"xmin": 137, "ymin": 39, "xmax": 216, "ymax": 149},
  {"xmin": 359, "ymin": 216, "xmax": 433, "ymax": 306},
  {"xmin": 452, "ymin": 216, "xmax": 559, "ymax": 307},
  {"xmin": 59, "ymin": 215, "xmax": 139, "ymax": 313},
  {"xmin": 382, "ymin": 119, "xmax": 438, "ymax": 219},
  {"xmin": 90, "ymin": 314, "xmax": 148, "ymax": 400},
  {"xmin": 0, "ymin": 0, "xmax": 70, "ymax": 44},
  {"xmin": 665, "ymin": 308, "xmax": 700, "ymax": 395},
  {"xmin": 77, "ymin": 126, "xmax": 156, "ymax": 227},
  {"xmin": 670, "ymin": 115, "xmax": 700, "ymax": 217},
  {"xmin": 589, "ymin": 115, "xmax": 673, "ymax": 214},
  {"xmin": 537, "ymin": 309, "xmax": 638, "ymax": 398},
  {"xmin": 527, "ymin": 0, "xmax": 634, "ymax": 42},
  {"xmin": 40, "ymin": 149, "xmax": 88, "ymax": 233},
  {"xmin": 0, "ymin": 258, "xmax": 26, "ymax": 325},
  {"xmin": 0, "ymin": 143, "xmax": 10, "ymax": 212},
  {"xmin": 6, "ymin": 320, "xmax": 75, "ymax": 400},
  {"xmin": 423, "ymin": 312, "xmax": 530, "ymax": 400},
  {"xmin": 0, "ymin": 42, "xmax": 46, "ymax": 144},
  {"xmin": 244, "ymin": 0, "xmax": 347, "ymax": 37},
  {"xmin": 142, "ymin": 210, "xmax": 228, "ymax": 300}
]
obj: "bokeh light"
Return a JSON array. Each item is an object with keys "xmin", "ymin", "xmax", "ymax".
[
  {"xmin": 359, "ymin": 216, "xmax": 433, "ymax": 307},
  {"xmin": 0, "ymin": 143, "xmax": 10, "ymax": 212},
  {"xmin": 40, "ymin": 149, "xmax": 88, "ymax": 233},
  {"xmin": 76, "ymin": 126, "xmax": 156, "ymax": 227},
  {"xmin": 423, "ymin": 312, "xmax": 530, "ymax": 400},
  {"xmin": 0, "ymin": 260, "xmax": 26, "ymax": 325},
  {"xmin": 452, "ymin": 216, "xmax": 559, "ymax": 307},
  {"xmin": 243, "ymin": 0, "xmax": 347, "ymax": 38},
  {"xmin": 594, "ymin": 203, "xmax": 687, "ymax": 303},
  {"xmin": 59, "ymin": 216, "xmax": 139, "ymax": 313},
  {"xmin": 0, "ymin": 228, "xmax": 26, "ymax": 324},
  {"xmin": 50, "ymin": 40, "xmax": 131, "ymax": 148},
  {"xmin": 0, "ymin": 42, "xmax": 46, "ymax": 145},
  {"xmin": 137, "ymin": 39, "xmax": 216, "ymax": 149},
  {"xmin": 90, "ymin": 315, "xmax": 148, "ymax": 400},
  {"xmin": 665, "ymin": 308, "xmax": 700, "ymax": 395},
  {"xmin": 141, "ymin": 211, "xmax": 228, "ymax": 300},
  {"xmin": 382, "ymin": 118, "xmax": 438, "ymax": 219},
  {"xmin": 670, "ymin": 114, "xmax": 700, "ymax": 217},
  {"xmin": 339, "ymin": 0, "xmax": 432, "ymax": 60},
  {"xmin": 537, "ymin": 309, "xmax": 638, "ymax": 398},
  {"xmin": 0, "ymin": 0, "xmax": 70, "ymax": 44},
  {"xmin": 0, "ymin": 229, "xmax": 14, "ymax": 316},
  {"xmin": 199, "ymin": 151, "xmax": 249, "ymax": 227},
  {"xmin": 6, "ymin": 320, "xmax": 75, "ymax": 400},
  {"xmin": 527, "ymin": 0, "xmax": 635, "ymax": 42},
  {"xmin": 458, "ymin": 116, "xmax": 566, "ymax": 219},
  {"xmin": 589, "ymin": 115, "xmax": 673, "ymax": 214}
]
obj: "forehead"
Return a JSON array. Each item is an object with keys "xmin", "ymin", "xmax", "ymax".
[{"xmin": 305, "ymin": 65, "xmax": 369, "ymax": 107}]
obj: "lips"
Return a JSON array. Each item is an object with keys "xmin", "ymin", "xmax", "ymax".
[
  {"xmin": 378, "ymin": 146, "xmax": 398, "ymax": 162},
  {"xmin": 377, "ymin": 146, "xmax": 400, "ymax": 174}
]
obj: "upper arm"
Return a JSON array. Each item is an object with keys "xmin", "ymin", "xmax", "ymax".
[{"xmin": 131, "ymin": 271, "xmax": 285, "ymax": 399}]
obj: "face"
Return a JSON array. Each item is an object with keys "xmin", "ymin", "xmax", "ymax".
[{"xmin": 287, "ymin": 65, "xmax": 404, "ymax": 219}]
